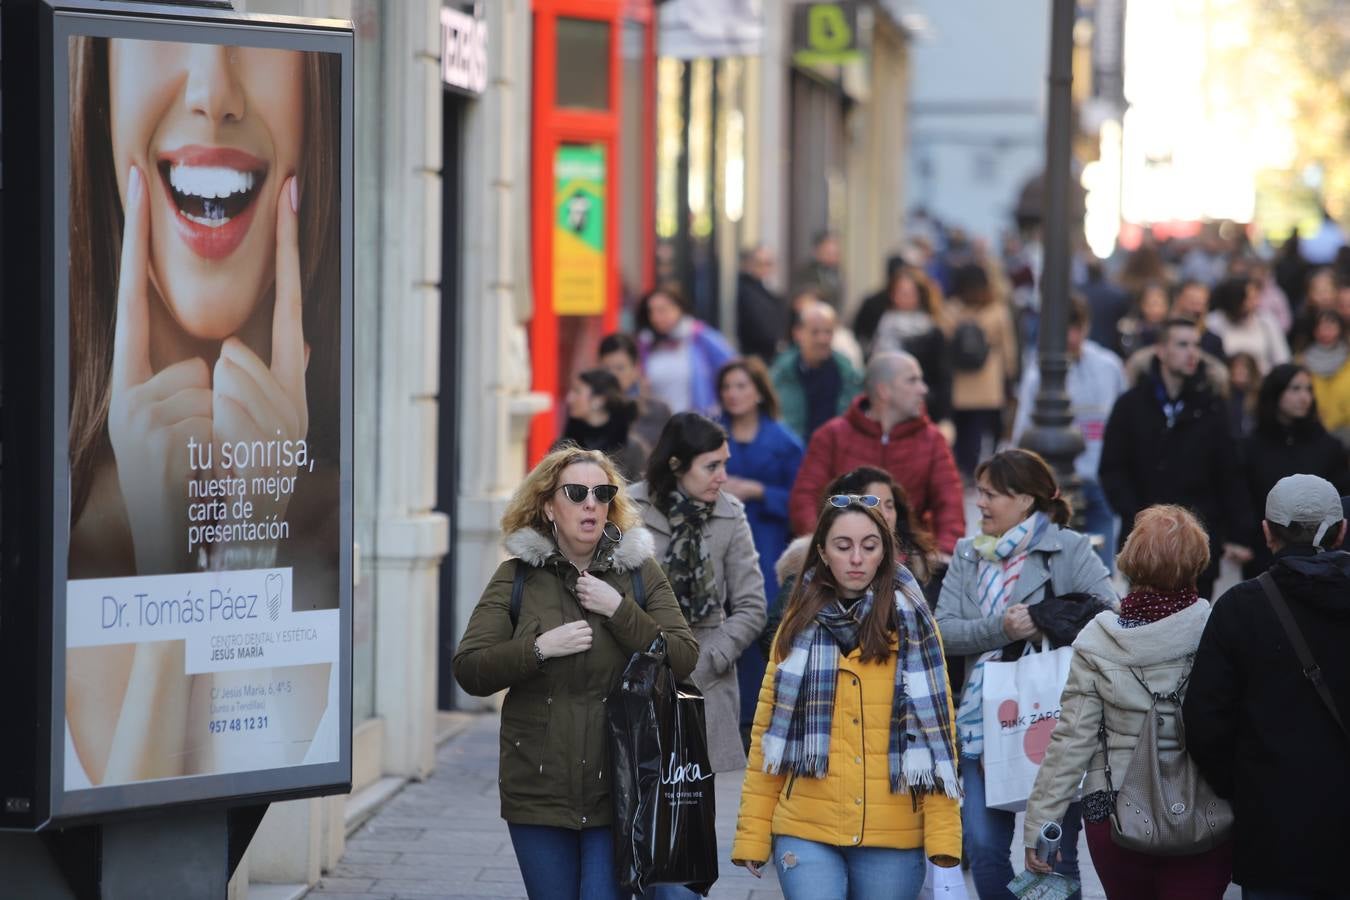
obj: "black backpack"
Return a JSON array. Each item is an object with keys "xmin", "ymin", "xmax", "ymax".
[
  {"xmin": 509, "ymin": 559, "xmax": 646, "ymax": 625},
  {"xmin": 950, "ymin": 320, "xmax": 991, "ymax": 372}
]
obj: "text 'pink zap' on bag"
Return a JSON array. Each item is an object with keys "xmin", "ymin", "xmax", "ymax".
[{"xmin": 980, "ymin": 639, "xmax": 1073, "ymax": 812}]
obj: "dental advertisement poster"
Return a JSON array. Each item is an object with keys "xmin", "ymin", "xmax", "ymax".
[{"xmin": 63, "ymin": 35, "xmax": 344, "ymax": 790}]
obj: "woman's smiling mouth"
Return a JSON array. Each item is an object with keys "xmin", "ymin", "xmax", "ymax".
[{"xmin": 156, "ymin": 145, "xmax": 269, "ymax": 260}]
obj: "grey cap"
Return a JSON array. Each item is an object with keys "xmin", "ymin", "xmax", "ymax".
[{"xmin": 1265, "ymin": 474, "xmax": 1345, "ymax": 545}]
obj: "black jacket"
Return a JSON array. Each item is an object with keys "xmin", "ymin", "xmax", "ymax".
[
  {"xmin": 735, "ymin": 272, "xmax": 788, "ymax": 363},
  {"xmin": 1183, "ymin": 548, "xmax": 1350, "ymax": 892},
  {"xmin": 1079, "ymin": 279, "xmax": 1129, "ymax": 356},
  {"xmin": 853, "ymin": 289, "xmax": 889, "ymax": 351},
  {"xmin": 1099, "ymin": 358, "xmax": 1251, "ymax": 547},
  {"xmin": 1240, "ymin": 422, "xmax": 1350, "ymax": 575}
]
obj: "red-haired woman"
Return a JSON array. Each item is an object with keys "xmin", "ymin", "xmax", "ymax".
[{"xmin": 1024, "ymin": 505, "xmax": 1232, "ymax": 897}]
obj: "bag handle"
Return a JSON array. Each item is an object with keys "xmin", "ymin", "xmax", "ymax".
[{"xmin": 1257, "ymin": 572, "xmax": 1350, "ymax": 743}]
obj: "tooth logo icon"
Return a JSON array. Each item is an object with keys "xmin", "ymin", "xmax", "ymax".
[{"xmin": 266, "ymin": 573, "xmax": 283, "ymax": 621}]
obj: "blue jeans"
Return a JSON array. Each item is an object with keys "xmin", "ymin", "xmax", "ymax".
[
  {"xmin": 1079, "ymin": 478, "xmax": 1117, "ymax": 573},
  {"xmin": 960, "ymin": 756, "xmax": 1082, "ymax": 900},
  {"xmin": 506, "ymin": 823, "xmax": 628, "ymax": 900},
  {"xmin": 770, "ymin": 834, "xmax": 926, "ymax": 900}
]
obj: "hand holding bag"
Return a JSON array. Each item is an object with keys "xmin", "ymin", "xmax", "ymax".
[
  {"xmin": 607, "ymin": 635, "xmax": 719, "ymax": 895},
  {"xmin": 981, "ymin": 638, "xmax": 1074, "ymax": 812},
  {"xmin": 1099, "ymin": 665, "xmax": 1232, "ymax": 855}
]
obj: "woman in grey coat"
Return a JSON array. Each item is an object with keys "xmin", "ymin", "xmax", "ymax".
[
  {"xmin": 935, "ymin": 448, "xmax": 1116, "ymax": 899},
  {"xmin": 630, "ymin": 413, "xmax": 767, "ymax": 900},
  {"xmin": 629, "ymin": 414, "xmax": 768, "ymax": 783}
]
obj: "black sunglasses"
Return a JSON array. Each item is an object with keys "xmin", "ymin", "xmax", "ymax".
[
  {"xmin": 827, "ymin": 494, "xmax": 880, "ymax": 509},
  {"xmin": 557, "ymin": 483, "xmax": 619, "ymax": 504}
]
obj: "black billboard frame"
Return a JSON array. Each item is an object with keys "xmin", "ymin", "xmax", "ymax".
[{"xmin": 1, "ymin": 0, "xmax": 355, "ymax": 831}]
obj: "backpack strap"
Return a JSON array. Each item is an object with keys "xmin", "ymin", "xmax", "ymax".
[
  {"xmin": 509, "ymin": 558, "xmax": 527, "ymax": 627},
  {"xmin": 632, "ymin": 566, "xmax": 646, "ymax": 610},
  {"xmin": 1257, "ymin": 572, "xmax": 1350, "ymax": 743}
]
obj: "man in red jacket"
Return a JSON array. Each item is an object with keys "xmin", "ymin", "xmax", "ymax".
[{"xmin": 788, "ymin": 351, "xmax": 966, "ymax": 555}]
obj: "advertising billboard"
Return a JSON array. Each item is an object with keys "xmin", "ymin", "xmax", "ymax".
[{"xmin": 0, "ymin": 2, "xmax": 353, "ymax": 824}]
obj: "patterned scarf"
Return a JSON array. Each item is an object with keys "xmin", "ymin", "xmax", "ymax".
[
  {"xmin": 1118, "ymin": 587, "xmax": 1199, "ymax": 628},
  {"xmin": 663, "ymin": 491, "xmax": 719, "ymax": 624},
  {"xmin": 956, "ymin": 511, "xmax": 1050, "ymax": 757},
  {"xmin": 760, "ymin": 568, "xmax": 960, "ymax": 799}
]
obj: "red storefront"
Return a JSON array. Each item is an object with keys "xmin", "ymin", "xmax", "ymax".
[{"xmin": 528, "ymin": 0, "xmax": 659, "ymax": 462}]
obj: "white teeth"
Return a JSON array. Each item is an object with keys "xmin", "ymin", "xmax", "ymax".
[
  {"xmin": 168, "ymin": 164, "xmax": 255, "ymax": 199},
  {"xmin": 181, "ymin": 212, "xmax": 230, "ymax": 228}
]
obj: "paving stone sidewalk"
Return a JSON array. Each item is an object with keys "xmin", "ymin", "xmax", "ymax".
[{"xmin": 306, "ymin": 712, "xmax": 1238, "ymax": 900}]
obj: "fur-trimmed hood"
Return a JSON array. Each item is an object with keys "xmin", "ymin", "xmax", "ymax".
[
  {"xmin": 503, "ymin": 524, "xmax": 656, "ymax": 573},
  {"xmin": 775, "ymin": 535, "xmax": 813, "ymax": 586}
]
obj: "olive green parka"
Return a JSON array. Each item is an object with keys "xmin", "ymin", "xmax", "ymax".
[{"xmin": 452, "ymin": 525, "xmax": 699, "ymax": 830}]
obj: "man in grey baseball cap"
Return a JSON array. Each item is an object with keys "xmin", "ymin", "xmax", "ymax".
[{"xmin": 1183, "ymin": 473, "xmax": 1350, "ymax": 896}]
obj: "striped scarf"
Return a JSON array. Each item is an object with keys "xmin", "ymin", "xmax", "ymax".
[
  {"xmin": 956, "ymin": 512, "xmax": 1049, "ymax": 757},
  {"xmin": 760, "ymin": 567, "xmax": 960, "ymax": 799}
]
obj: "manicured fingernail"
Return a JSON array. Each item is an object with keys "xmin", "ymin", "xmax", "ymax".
[
  {"xmin": 289, "ymin": 176, "xmax": 299, "ymax": 213},
  {"xmin": 128, "ymin": 165, "xmax": 142, "ymax": 203}
]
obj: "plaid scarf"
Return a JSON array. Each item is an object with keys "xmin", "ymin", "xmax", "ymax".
[
  {"xmin": 956, "ymin": 511, "xmax": 1049, "ymax": 757},
  {"xmin": 761, "ymin": 567, "xmax": 960, "ymax": 799},
  {"xmin": 662, "ymin": 491, "xmax": 719, "ymax": 624}
]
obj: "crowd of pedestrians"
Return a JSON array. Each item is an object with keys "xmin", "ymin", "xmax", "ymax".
[{"xmin": 458, "ymin": 221, "xmax": 1350, "ymax": 900}]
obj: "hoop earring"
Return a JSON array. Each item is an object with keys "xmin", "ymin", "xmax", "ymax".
[{"xmin": 602, "ymin": 521, "xmax": 622, "ymax": 544}]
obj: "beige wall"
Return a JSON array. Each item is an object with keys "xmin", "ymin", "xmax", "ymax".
[{"xmin": 226, "ymin": 1, "xmax": 539, "ymax": 894}]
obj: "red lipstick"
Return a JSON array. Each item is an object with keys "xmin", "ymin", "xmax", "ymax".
[{"xmin": 156, "ymin": 145, "xmax": 269, "ymax": 261}]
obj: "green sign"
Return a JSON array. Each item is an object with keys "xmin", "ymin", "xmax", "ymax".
[
  {"xmin": 553, "ymin": 144, "xmax": 607, "ymax": 316},
  {"xmin": 792, "ymin": 2, "xmax": 861, "ymax": 66}
]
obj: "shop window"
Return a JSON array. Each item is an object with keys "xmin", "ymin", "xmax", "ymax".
[{"xmin": 555, "ymin": 17, "xmax": 611, "ymax": 110}]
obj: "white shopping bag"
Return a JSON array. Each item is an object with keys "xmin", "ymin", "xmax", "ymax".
[
  {"xmin": 917, "ymin": 859, "xmax": 971, "ymax": 899},
  {"xmin": 980, "ymin": 639, "xmax": 1073, "ymax": 812}
]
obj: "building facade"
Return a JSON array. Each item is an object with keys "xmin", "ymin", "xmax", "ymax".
[{"xmin": 225, "ymin": 0, "xmax": 543, "ymax": 894}]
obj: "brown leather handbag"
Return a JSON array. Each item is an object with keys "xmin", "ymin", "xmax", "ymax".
[{"xmin": 1098, "ymin": 664, "xmax": 1233, "ymax": 856}]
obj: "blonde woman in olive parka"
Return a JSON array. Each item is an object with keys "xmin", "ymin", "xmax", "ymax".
[
  {"xmin": 732, "ymin": 498, "xmax": 962, "ymax": 900},
  {"xmin": 452, "ymin": 447, "xmax": 697, "ymax": 900}
]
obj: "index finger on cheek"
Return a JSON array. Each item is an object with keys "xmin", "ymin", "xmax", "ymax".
[
  {"xmin": 112, "ymin": 165, "xmax": 153, "ymax": 391},
  {"xmin": 271, "ymin": 174, "xmax": 307, "ymax": 405}
]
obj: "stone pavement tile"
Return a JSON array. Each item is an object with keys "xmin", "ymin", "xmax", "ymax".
[
  {"xmin": 310, "ymin": 878, "xmax": 376, "ymax": 893},
  {"xmin": 329, "ymin": 864, "xmax": 484, "ymax": 882},
  {"xmin": 372, "ymin": 880, "xmax": 526, "ymax": 898},
  {"xmin": 354, "ymin": 826, "xmax": 425, "ymax": 842},
  {"xmin": 338, "ymin": 851, "xmax": 400, "ymax": 866},
  {"xmin": 472, "ymin": 869, "xmax": 524, "ymax": 883}
]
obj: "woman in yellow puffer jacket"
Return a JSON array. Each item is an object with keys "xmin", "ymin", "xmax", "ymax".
[{"xmin": 731, "ymin": 495, "xmax": 962, "ymax": 900}]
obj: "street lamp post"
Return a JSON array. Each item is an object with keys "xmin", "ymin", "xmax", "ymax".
[{"xmin": 1020, "ymin": 0, "xmax": 1085, "ymax": 521}]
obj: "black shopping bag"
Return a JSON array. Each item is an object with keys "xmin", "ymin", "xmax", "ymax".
[{"xmin": 607, "ymin": 636, "xmax": 719, "ymax": 896}]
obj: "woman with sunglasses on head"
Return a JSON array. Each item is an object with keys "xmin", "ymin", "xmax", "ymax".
[
  {"xmin": 453, "ymin": 447, "xmax": 698, "ymax": 900},
  {"xmin": 764, "ymin": 468, "xmax": 942, "ymax": 680},
  {"xmin": 935, "ymin": 448, "xmax": 1116, "ymax": 899},
  {"xmin": 732, "ymin": 495, "xmax": 962, "ymax": 899},
  {"xmin": 629, "ymin": 412, "xmax": 769, "ymax": 899}
]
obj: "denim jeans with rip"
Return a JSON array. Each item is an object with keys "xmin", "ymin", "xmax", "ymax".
[{"xmin": 769, "ymin": 834, "xmax": 927, "ymax": 900}]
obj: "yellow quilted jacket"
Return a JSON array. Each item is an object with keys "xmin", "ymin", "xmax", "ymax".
[
  {"xmin": 1310, "ymin": 361, "xmax": 1350, "ymax": 432},
  {"xmin": 731, "ymin": 636, "xmax": 963, "ymax": 864}
]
